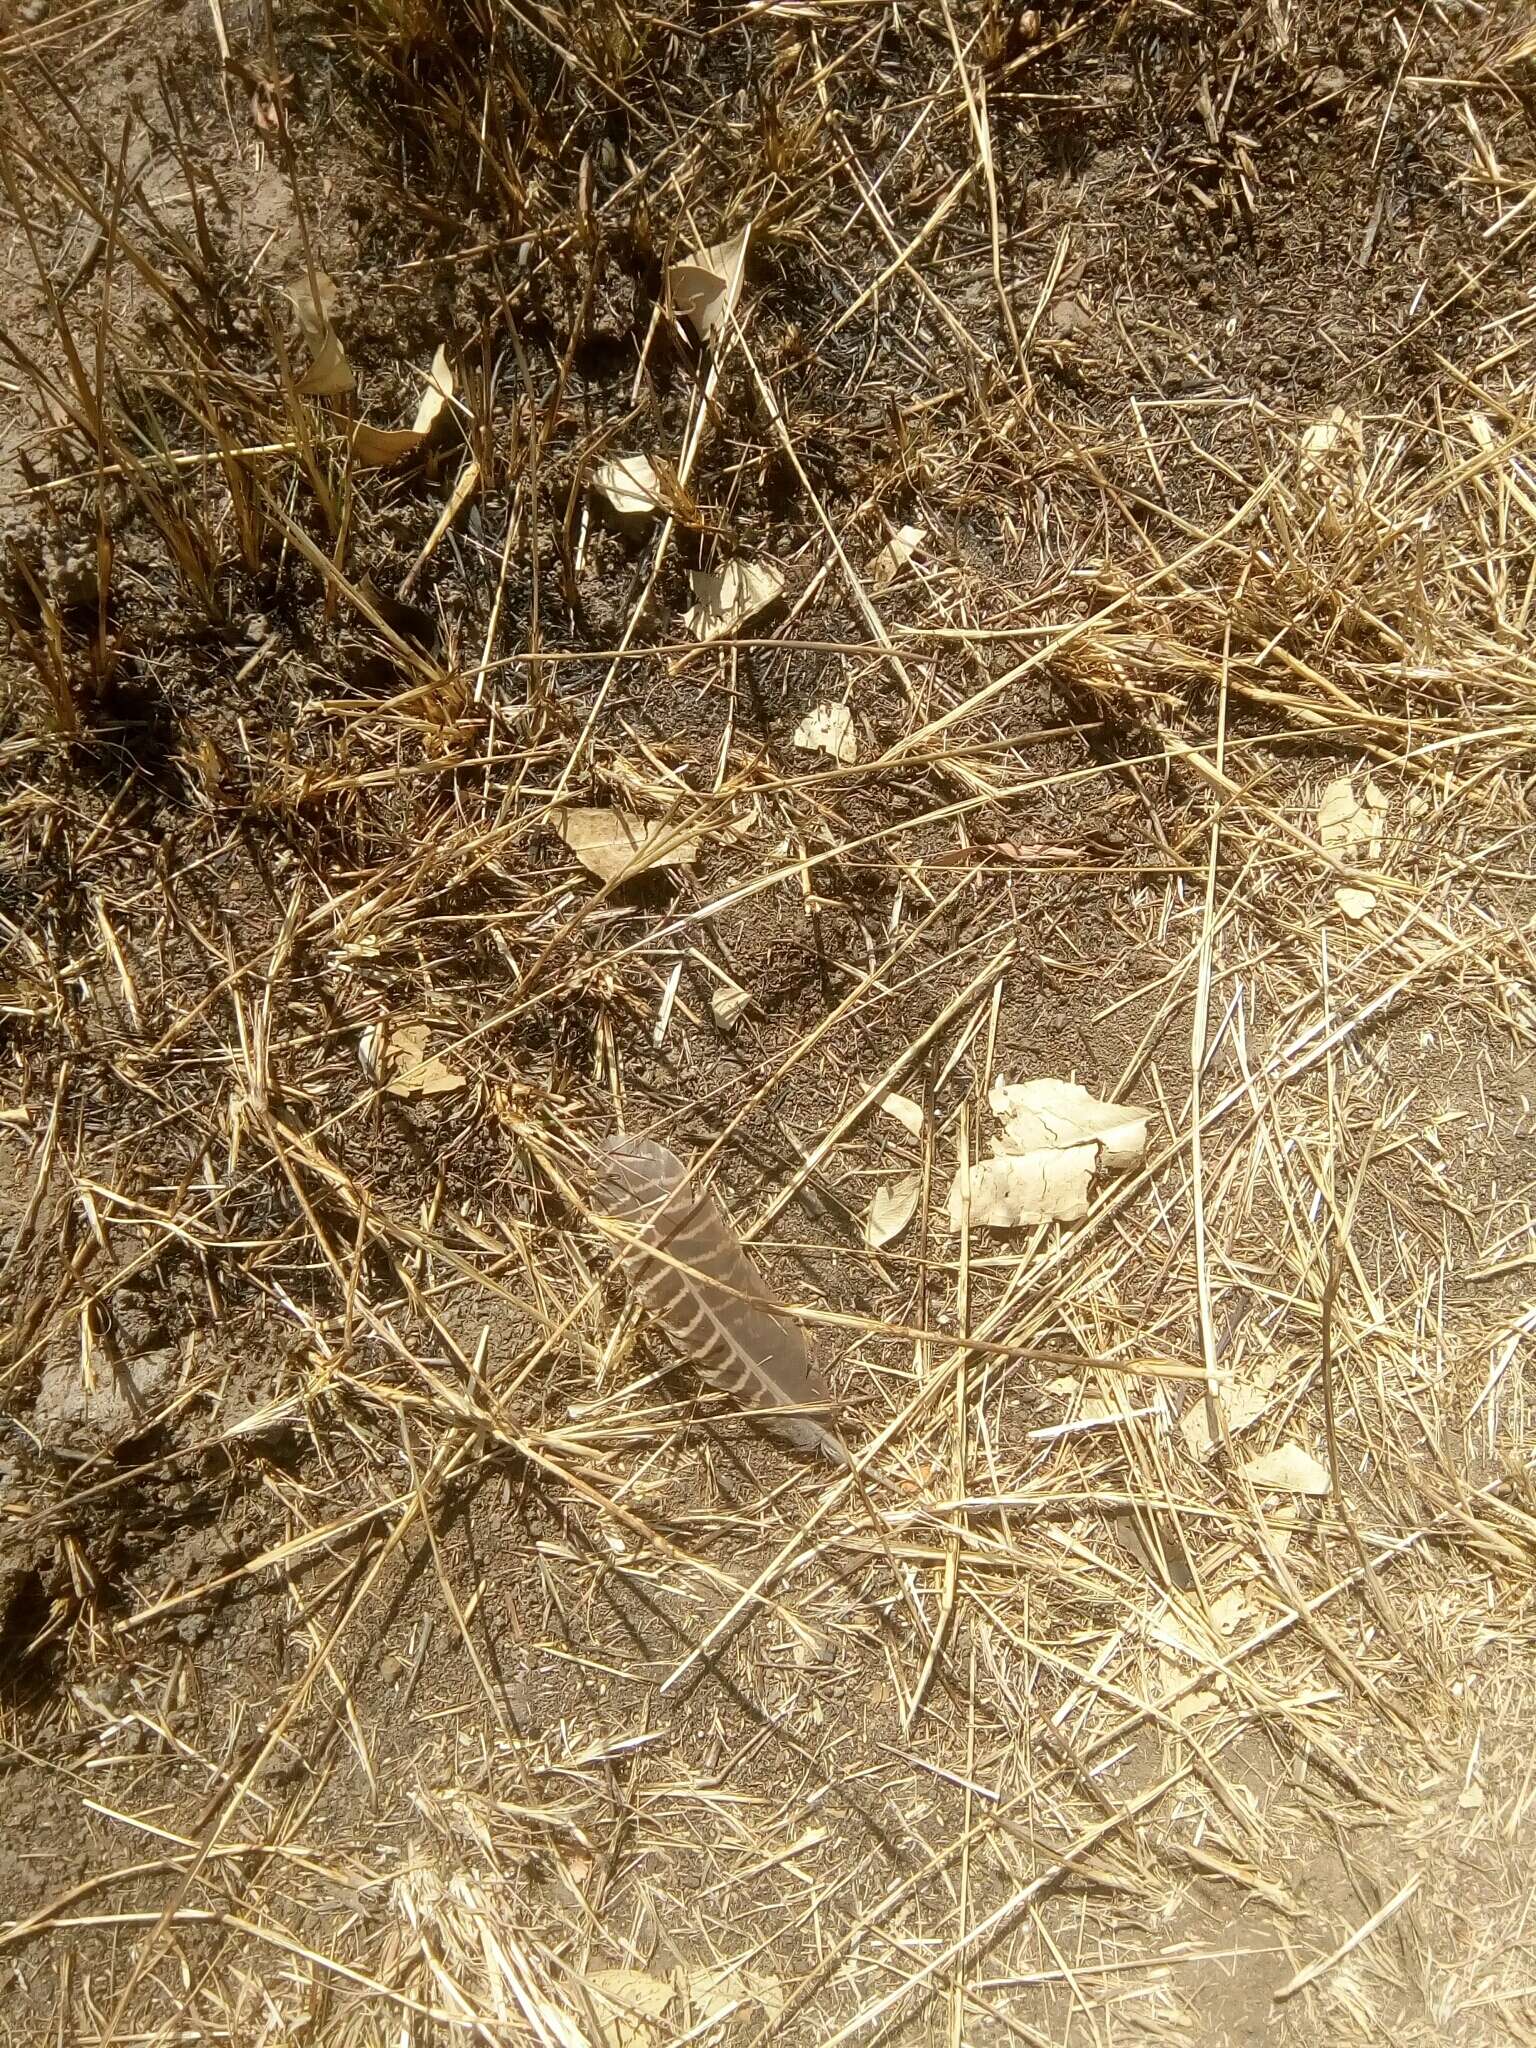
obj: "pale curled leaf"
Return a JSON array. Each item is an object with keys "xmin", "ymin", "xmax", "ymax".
[
  {"xmin": 710, "ymin": 980, "xmax": 752, "ymax": 1029},
  {"xmin": 360, "ymin": 1020, "xmax": 466, "ymax": 1098},
  {"xmin": 668, "ymin": 223, "xmax": 751, "ymax": 341},
  {"xmin": 793, "ymin": 701, "xmax": 856, "ymax": 764},
  {"xmin": 879, "ymin": 1091, "xmax": 926, "ymax": 1136},
  {"xmin": 682, "ymin": 557, "xmax": 784, "ymax": 642},
  {"xmin": 554, "ymin": 807, "xmax": 698, "ymax": 884},
  {"xmin": 869, "ymin": 522, "xmax": 926, "ymax": 590},
  {"xmin": 298, "ymin": 324, "xmax": 353, "ymax": 397},
  {"xmin": 349, "ymin": 346, "xmax": 454, "ymax": 468},
  {"xmin": 1239, "ymin": 1442, "xmax": 1330, "ymax": 1495},
  {"xmin": 866, "ymin": 1174, "xmax": 920, "ymax": 1249},
  {"xmin": 590, "ymin": 1134, "xmax": 847, "ymax": 1463},
  {"xmin": 1334, "ymin": 885, "xmax": 1378, "ymax": 921},
  {"xmin": 592, "ymin": 453, "xmax": 668, "ymax": 531},
  {"xmin": 287, "ymin": 270, "xmax": 353, "ymax": 396}
]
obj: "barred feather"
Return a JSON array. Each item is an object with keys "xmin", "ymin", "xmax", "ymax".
[{"xmin": 591, "ymin": 1134, "xmax": 849, "ymax": 1465}]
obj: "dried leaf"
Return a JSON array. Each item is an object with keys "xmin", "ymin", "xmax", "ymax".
[
  {"xmin": 793, "ymin": 701, "xmax": 856, "ymax": 765},
  {"xmin": 349, "ymin": 346, "xmax": 453, "ymax": 468},
  {"xmin": 1334, "ymin": 884, "xmax": 1378, "ymax": 921},
  {"xmin": 682, "ymin": 557, "xmax": 784, "ymax": 642},
  {"xmin": 866, "ymin": 1174, "xmax": 921, "ymax": 1249},
  {"xmin": 869, "ymin": 522, "xmax": 926, "ymax": 591},
  {"xmin": 582, "ymin": 1969, "xmax": 674, "ymax": 2048},
  {"xmin": 1181, "ymin": 1368, "xmax": 1278, "ymax": 1459},
  {"xmin": 987, "ymin": 1076, "xmax": 1148, "ymax": 1168},
  {"xmin": 1317, "ymin": 775, "xmax": 1386, "ymax": 860},
  {"xmin": 957, "ymin": 1146, "xmax": 1097, "ymax": 1227},
  {"xmin": 361, "ymin": 1020, "xmax": 466, "ymax": 1098},
  {"xmin": 590, "ymin": 1134, "xmax": 848, "ymax": 1462},
  {"xmin": 1207, "ymin": 1585, "xmax": 1254, "ymax": 1636},
  {"xmin": 710, "ymin": 980, "xmax": 752, "ymax": 1029},
  {"xmin": 400, "ymin": 455, "xmax": 481, "ymax": 596},
  {"xmin": 287, "ymin": 270, "xmax": 354, "ymax": 397},
  {"xmin": 683, "ymin": 1965, "xmax": 784, "ymax": 2027},
  {"xmin": 298, "ymin": 324, "xmax": 353, "ymax": 397},
  {"xmin": 1167, "ymin": 1688, "xmax": 1222, "ymax": 1725},
  {"xmin": 1239, "ymin": 1442, "xmax": 1330, "ymax": 1495},
  {"xmin": 951, "ymin": 1077, "xmax": 1148, "ymax": 1230},
  {"xmin": 879, "ymin": 1091, "xmax": 926, "ymax": 1136},
  {"xmin": 1298, "ymin": 407, "xmax": 1366, "ymax": 516},
  {"xmin": 554, "ymin": 807, "xmax": 698, "ymax": 884},
  {"xmin": 412, "ymin": 342, "xmax": 454, "ymax": 435},
  {"xmin": 592, "ymin": 453, "xmax": 668, "ymax": 532},
  {"xmin": 287, "ymin": 268, "xmax": 338, "ymax": 347},
  {"xmin": 668, "ymin": 223, "xmax": 750, "ymax": 341}
]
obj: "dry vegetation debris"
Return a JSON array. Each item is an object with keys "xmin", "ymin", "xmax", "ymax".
[{"xmin": 3, "ymin": 0, "xmax": 1536, "ymax": 2042}]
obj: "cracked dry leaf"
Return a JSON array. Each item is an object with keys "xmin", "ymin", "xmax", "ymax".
[
  {"xmin": 592, "ymin": 453, "xmax": 668, "ymax": 533},
  {"xmin": 951, "ymin": 1077, "xmax": 1148, "ymax": 1229},
  {"xmin": 987, "ymin": 1076, "xmax": 1149, "ymax": 1167},
  {"xmin": 583, "ymin": 1968, "xmax": 674, "ymax": 2047},
  {"xmin": 869, "ymin": 522, "xmax": 926, "ymax": 590},
  {"xmin": 350, "ymin": 343, "xmax": 453, "ymax": 467},
  {"xmin": 360, "ymin": 1020, "xmax": 466, "ymax": 1098},
  {"xmin": 957, "ymin": 1146, "xmax": 1097, "ymax": 1227},
  {"xmin": 554, "ymin": 806, "xmax": 698, "ymax": 884},
  {"xmin": 1317, "ymin": 775, "xmax": 1387, "ymax": 860},
  {"xmin": 668, "ymin": 222, "xmax": 751, "ymax": 341},
  {"xmin": 866, "ymin": 1173, "xmax": 921, "ymax": 1249},
  {"xmin": 682, "ymin": 557, "xmax": 784, "ymax": 642},
  {"xmin": 793, "ymin": 701, "xmax": 856, "ymax": 765},
  {"xmin": 1239, "ymin": 1442, "xmax": 1330, "ymax": 1495},
  {"xmin": 1181, "ymin": 1364, "xmax": 1279, "ymax": 1459},
  {"xmin": 683, "ymin": 1965, "xmax": 784, "ymax": 2028}
]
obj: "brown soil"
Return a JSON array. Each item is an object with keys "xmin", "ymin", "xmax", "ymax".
[{"xmin": 4, "ymin": 0, "xmax": 1536, "ymax": 2042}]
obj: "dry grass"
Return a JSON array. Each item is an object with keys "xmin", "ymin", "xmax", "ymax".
[{"xmin": 3, "ymin": 0, "xmax": 1536, "ymax": 2042}]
